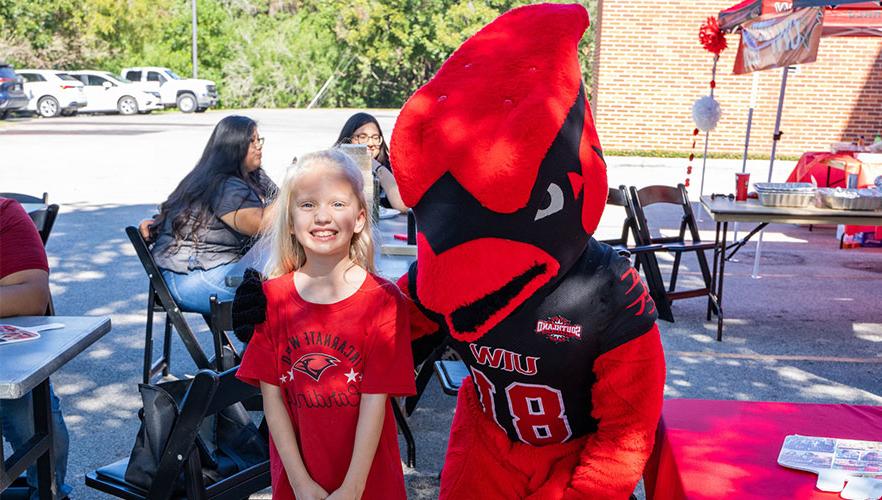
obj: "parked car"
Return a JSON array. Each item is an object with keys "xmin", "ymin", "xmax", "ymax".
[
  {"xmin": 120, "ymin": 67, "xmax": 217, "ymax": 113},
  {"xmin": 18, "ymin": 69, "xmax": 87, "ymax": 118},
  {"xmin": 67, "ymin": 70, "xmax": 162, "ymax": 115},
  {"xmin": 0, "ymin": 62, "xmax": 28, "ymax": 119}
]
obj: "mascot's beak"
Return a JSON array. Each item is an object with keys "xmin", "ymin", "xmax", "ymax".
[{"xmin": 415, "ymin": 233, "xmax": 560, "ymax": 342}]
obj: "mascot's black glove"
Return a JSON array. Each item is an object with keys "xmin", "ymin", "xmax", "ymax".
[{"xmin": 232, "ymin": 267, "xmax": 266, "ymax": 344}]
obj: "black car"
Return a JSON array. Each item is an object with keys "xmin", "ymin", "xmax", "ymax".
[{"xmin": 0, "ymin": 62, "xmax": 29, "ymax": 119}]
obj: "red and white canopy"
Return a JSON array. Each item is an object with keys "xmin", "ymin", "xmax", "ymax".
[{"xmin": 720, "ymin": 0, "xmax": 882, "ymax": 36}]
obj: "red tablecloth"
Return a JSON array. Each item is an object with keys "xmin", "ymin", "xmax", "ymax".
[{"xmin": 644, "ymin": 399, "xmax": 882, "ymax": 499}]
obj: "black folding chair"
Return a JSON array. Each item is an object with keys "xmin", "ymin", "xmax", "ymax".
[
  {"xmin": 126, "ymin": 225, "xmax": 228, "ymax": 383},
  {"xmin": 207, "ymin": 297, "xmax": 241, "ymax": 373},
  {"xmin": 0, "ymin": 192, "xmax": 48, "ymax": 204},
  {"xmin": 1, "ymin": 192, "xmax": 59, "ymax": 247},
  {"xmin": 599, "ymin": 186, "xmax": 642, "ymax": 255},
  {"xmin": 629, "ymin": 184, "xmax": 721, "ymax": 329},
  {"xmin": 85, "ymin": 367, "xmax": 270, "ymax": 500}
]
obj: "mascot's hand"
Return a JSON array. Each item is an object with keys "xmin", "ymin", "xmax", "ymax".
[
  {"xmin": 232, "ymin": 267, "xmax": 266, "ymax": 343},
  {"xmin": 563, "ymin": 325, "xmax": 666, "ymax": 500}
]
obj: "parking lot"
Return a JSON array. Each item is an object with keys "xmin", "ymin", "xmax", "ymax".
[{"xmin": 3, "ymin": 110, "xmax": 882, "ymax": 499}]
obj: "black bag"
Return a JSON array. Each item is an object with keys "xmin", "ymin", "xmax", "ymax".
[{"xmin": 124, "ymin": 377, "xmax": 268, "ymax": 492}]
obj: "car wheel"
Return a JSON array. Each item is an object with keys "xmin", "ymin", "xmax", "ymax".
[
  {"xmin": 0, "ymin": 110, "xmax": 9, "ymax": 120},
  {"xmin": 118, "ymin": 96, "xmax": 139, "ymax": 115},
  {"xmin": 37, "ymin": 96, "xmax": 60, "ymax": 118},
  {"xmin": 176, "ymin": 93, "xmax": 197, "ymax": 113}
]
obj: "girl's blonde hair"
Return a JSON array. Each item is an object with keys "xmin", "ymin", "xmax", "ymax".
[{"xmin": 263, "ymin": 149, "xmax": 376, "ymax": 278}]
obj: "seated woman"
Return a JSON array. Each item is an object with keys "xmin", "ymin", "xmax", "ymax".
[
  {"xmin": 145, "ymin": 115, "xmax": 277, "ymax": 314},
  {"xmin": 334, "ymin": 112, "xmax": 408, "ymax": 214}
]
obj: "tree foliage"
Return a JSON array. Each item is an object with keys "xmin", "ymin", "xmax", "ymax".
[{"xmin": 0, "ymin": 0, "xmax": 595, "ymax": 108}]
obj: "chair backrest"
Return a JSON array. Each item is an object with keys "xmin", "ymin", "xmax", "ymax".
[
  {"xmin": 30, "ymin": 204, "xmax": 59, "ymax": 246},
  {"xmin": 630, "ymin": 184, "xmax": 698, "ymax": 246},
  {"xmin": 600, "ymin": 185, "xmax": 641, "ymax": 250},
  {"xmin": 1, "ymin": 193, "xmax": 58, "ymax": 245},
  {"xmin": 0, "ymin": 192, "xmax": 49, "ymax": 204},
  {"xmin": 208, "ymin": 296, "xmax": 239, "ymax": 371},
  {"xmin": 125, "ymin": 226, "xmax": 210, "ymax": 370},
  {"xmin": 150, "ymin": 367, "xmax": 267, "ymax": 500}
]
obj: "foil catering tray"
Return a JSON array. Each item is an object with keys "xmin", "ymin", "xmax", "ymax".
[
  {"xmin": 754, "ymin": 183, "xmax": 817, "ymax": 207},
  {"xmin": 817, "ymin": 188, "xmax": 882, "ymax": 211}
]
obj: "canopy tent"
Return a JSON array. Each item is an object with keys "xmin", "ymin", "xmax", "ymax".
[
  {"xmin": 720, "ymin": 0, "xmax": 882, "ymax": 35},
  {"xmin": 711, "ymin": 0, "xmax": 882, "ymax": 275}
]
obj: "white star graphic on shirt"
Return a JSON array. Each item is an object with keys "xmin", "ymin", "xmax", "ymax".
[
  {"xmin": 280, "ymin": 373, "xmax": 288, "ymax": 383},
  {"xmin": 345, "ymin": 368, "xmax": 360, "ymax": 384}
]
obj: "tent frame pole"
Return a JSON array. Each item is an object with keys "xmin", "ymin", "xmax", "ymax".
[
  {"xmin": 733, "ymin": 72, "xmax": 761, "ymax": 244},
  {"xmin": 698, "ymin": 56, "xmax": 719, "ymax": 199},
  {"xmin": 752, "ymin": 66, "xmax": 789, "ymax": 279}
]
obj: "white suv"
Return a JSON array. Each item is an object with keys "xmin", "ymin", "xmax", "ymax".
[
  {"xmin": 120, "ymin": 67, "xmax": 217, "ymax": 113},
  {"xmin": 18, "ymin": 69, "xmax": 87, "ymax": 118},
  {"xmin": 67, "ymin": 70, "xmax": 162, "ymax": 115}
]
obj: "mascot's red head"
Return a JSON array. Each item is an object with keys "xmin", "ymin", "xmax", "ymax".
[{"xmin": 391, "ymin": 3, "xmax": 607, "ymax": 342}]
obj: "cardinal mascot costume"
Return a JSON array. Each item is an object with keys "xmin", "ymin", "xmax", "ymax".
[
  {"xmin": 232, "ymin": 3, "xmax": 666, "ymax": 499},
  {"xmin": 390, "ymin": 3, "xmax": 666, "ymax": 499}
]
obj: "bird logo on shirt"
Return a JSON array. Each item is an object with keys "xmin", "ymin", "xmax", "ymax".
[{"xmin": 291, "ymin": 353, "xmax": 340, "ymax": 382}]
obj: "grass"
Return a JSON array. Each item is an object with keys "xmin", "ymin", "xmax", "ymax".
[{"xmin": 604, "ymin": 149, "xmax": 801, "ymax": 161}]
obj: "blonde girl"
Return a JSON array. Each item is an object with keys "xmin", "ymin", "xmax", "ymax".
[{"xmin": 237, "ymin": 150, "xmax": 414, "ymax": 500}]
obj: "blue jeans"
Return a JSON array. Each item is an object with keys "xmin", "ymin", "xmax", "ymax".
[
  {"xmin": 0, "ymin": 383, "xmax": 72, "ymax": 499},
  {"xmin": 162, "ymin": 261, "xmax": 238, "ymax": 315}
]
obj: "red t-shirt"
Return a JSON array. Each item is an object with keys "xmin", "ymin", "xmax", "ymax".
[
  {"xmin": 0, "ymin": 198, "xmax": 49, "ymax": 279},
  {"xmin": 237, "ymin": 272, "xmax": 415, "ymax": 500}
]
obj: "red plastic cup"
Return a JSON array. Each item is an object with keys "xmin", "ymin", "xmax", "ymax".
[{"xmin": 735, "ymin": 172, "xmax": 750, "ymax": 201}]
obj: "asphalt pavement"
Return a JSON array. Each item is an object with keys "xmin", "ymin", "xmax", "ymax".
[{"xmin": 2, "ymin": 109, "xmax": 881, "ymax": 499}]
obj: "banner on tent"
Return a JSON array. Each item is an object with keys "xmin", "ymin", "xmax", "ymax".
[{"xmin": 733, "ymin": 7, "xmax": 824, "ymax": 74}]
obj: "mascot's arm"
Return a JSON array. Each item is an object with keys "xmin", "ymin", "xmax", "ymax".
[
  {"xmin": 563, "ymin": 325, "xmax": 666, "ymax": 500},
  {"xmin": 396, "ymin": 273, "xmax": 445, "ymax": 366}
]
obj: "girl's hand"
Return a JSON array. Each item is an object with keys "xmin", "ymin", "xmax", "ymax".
[
  {"xmin": 326, "ymin": 482, "xmax": 361, "ymax": 500},
  {"xmin": 291, "ymin": 477, "xmax": 329, "ymax": 500}
]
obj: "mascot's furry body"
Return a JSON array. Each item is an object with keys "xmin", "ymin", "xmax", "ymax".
[{"xmin": 391, "ymin": 4, "xmax": 666, "ymax": 498}]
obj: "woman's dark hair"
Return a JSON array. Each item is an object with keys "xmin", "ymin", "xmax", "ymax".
[
  {"xmin": 333, "ymin": 112, "xmax": 390, "ymax": 167},
  {"xmin": 151, "ymin": 115, "xmax": 258, "ymax": 241}
]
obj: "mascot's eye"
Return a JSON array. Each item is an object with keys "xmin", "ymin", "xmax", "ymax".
[{"xmin": 534, "ymin": 182, "xmax": 564, "ymax": 221}]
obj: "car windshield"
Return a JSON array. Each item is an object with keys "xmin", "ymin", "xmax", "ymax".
[
  {"xmin": 164, "ymin": 70, "xmax": 182, "ymax": 80},
  {"xmin": 101, "ymin": 72, "xmax": 128, "ymax": 84},
  {"xmin": 57, "ymin": 73, "xmax": 80, "ymax": 82}
]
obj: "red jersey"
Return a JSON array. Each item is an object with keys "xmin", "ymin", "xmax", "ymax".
[
  {"xmin": 237, "ymin": 272, "xmax": 415, "ymax": 500},
  {"xmin": 0, "ymin": 198, "xmax": 48, "ymax": 279}
]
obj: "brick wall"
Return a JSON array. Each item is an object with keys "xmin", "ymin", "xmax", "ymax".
[{"xmin": 591, "ymin": 0, "xmax": 882, "ymax": 157}]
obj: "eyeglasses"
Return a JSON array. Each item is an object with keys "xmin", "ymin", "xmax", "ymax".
[
  {"xmin": 352, "ymin": 133, "xmax": 383, "ymax": 145},
  {"xmin": 252, "ymin": 136, "xmax": 265, "ymax": 147}
]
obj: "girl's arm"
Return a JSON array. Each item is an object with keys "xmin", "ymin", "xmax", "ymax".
[
  {"xmin": 327, "ymin": 393, "xmax": 387, "ymax": 500},
  {"xmin": 260, "ymin": 381, "xmax": 329, "ymax": 500}
]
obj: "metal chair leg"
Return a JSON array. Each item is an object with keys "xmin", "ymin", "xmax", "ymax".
[{"xmin": 391, "ymin": 398, "xmax": 415, "ymax": 468}]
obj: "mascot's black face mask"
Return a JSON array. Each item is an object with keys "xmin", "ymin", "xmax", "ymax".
[{"xmin": 390, "ymin": 4, "xmax": 607, "ymax": 342}]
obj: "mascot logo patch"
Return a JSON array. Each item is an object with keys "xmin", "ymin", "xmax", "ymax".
[
  {"xmin": 292, "ymin": 353, "xmax": 340, "ymax": 382},
  {"xmin": 535, "ymin": 315, "xmax": 583, "ymax": 343}
]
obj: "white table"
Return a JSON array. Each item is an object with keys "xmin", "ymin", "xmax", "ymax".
[
  {"xmin": 700, "ymin": 196, "xmax": 882, "ymax": 340},
  {"xmin": 0, "ymin": 316, "xmax": 111, "ymax": 499}
]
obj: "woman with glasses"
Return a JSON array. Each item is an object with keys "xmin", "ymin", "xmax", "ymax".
[
  {"xmin": 143, "ymin": 115, "xmax": 277, "ymax": 314},
  {"xmin": 334, "ymin": 112, "xmax": 409, "ymax": 214}
]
